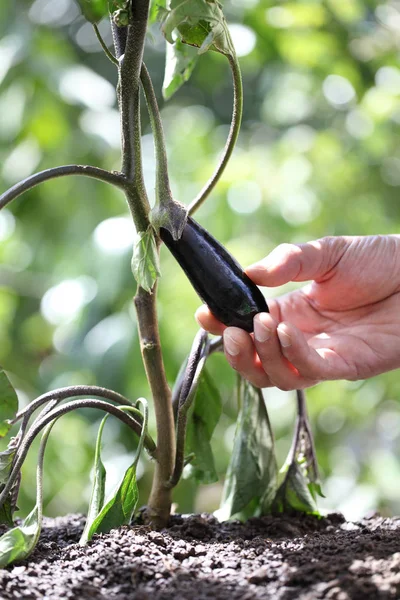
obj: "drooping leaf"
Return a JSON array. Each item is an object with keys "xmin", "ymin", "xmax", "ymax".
[
  {"xmin": 77, "ymin": 0, "xmax": 109, "ymax": 23},
  {"xmin": 0, "ymin": 370, "xmax": 18, "ymax": 439},
  {"xmin": 0, "ymin": 505, "xmax": 40, "ymax": 568},
  {"xmin": 161, "ymin": 0, "xmax": 235, "ymax": 56},
  {"xmin": 80, "ymin": 417, "xmax": 107, "ymax": 545},
  {"xmin": 131, "ymin": 227, "xmax": 161, "ymax": 293},
  {"xmin": 0, "ymin": 443, "xmax": 18, "ymax": 526},
  {"xmin": 87, "ymin": 462, "xmax": 138, "ymax": 539},
  {"xmin": 163, "ymin": 39, "xmax": 198, "ymax": 99},
  {"xmin": 217, "ymin": 379, "xmax": 278, "ymax": 521},
  {"xmin": 0, "ymin": 446, "xmax": 16, "ymax": 485},
  {"xmin": 273, "ymin": 462, "xmax": 318, "ymax": 515},
  {"xmin": 184, "ymin": 368, "xmax": 222, "ymax": 484},
  {"xmin": 0, "ymin": 496, "xmax": 14, "ymax": 528},
  {"xmin": 272, "ymin": 390, "xmax": 323, "ymax": 514}
]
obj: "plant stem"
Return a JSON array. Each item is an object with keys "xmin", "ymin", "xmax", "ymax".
[
  {"xmin": 188, "ymin": 53, "xmax": 243, "ymax": 215},
  {"xmin": 140, "ymin": 63, "xmax": 171, "ymax": 201},
  {"xmin": 0, "ymin": 165, "xmax": 126, "ymax": 210},
  {"xmin": 134, "ymin": 284, "xmax": 175, "ymax": 527},
  {"xmin": 93, "ymin": 24, "xmax": 119, "ymax": 66},
  {"xmin": 168, "ymin": 335, "xmax": 209, "ymax": 489},
  {"xmin": 113, "ymin": 1, "xmax": 176, "ymax": 527},
  {"xmin": 0, "ymin": 398, "xmax": 157, "ymax": 511}
]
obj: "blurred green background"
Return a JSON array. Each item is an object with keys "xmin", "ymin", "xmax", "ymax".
[{"xmin": 1, "ymin": 0, "xmax": 400, "ymax": 522}]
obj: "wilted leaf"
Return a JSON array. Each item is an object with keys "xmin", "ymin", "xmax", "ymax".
[
  {"xmin": 0, "ymin": 446, "xmax": 16, "ymax": 486},
  {"xmin": 0, "ymin": 505, "xmax": 40, "ymax": 568},
  {"xmin": 0, "ymin": 496, "xmax": 14, "ymax": 528},
  {"xmin": 163, "ymin": 39, "xmax": 198, "ymax": 99},
  {"xmin": 77, "ymin": 0, "xmax": 109, "ymax": 23},
  {"xmin": 161, "ymin": 0, "xmax": 235, "ymax": 56},
  {"xmin": 0, "ymin": 370, "xmax": 18, "ymax": 438},
  {"xmin": 217, "ymin": 379, "xmax": 278, "ymax": 520},
  {"xmin": 272, "ymin": 390, "xmax": 323, "ymax": 514},
  {"xmin": 131, "ymin": 227, "xmax": 161, "ymax": 293},
  {"xmin": 80, "ymin": 417, "xmax": 107, "ymax": 545},
  {"xmin": 185, "ymin": 368, "xmax": 222, "ymax": 484},
  {"xmin": 87, "ymin": 463, "xmax": 138, "ymax": 539},
  {"xmin": 273, "ymin": 462, "xmax": 318, "ymax": 514}
]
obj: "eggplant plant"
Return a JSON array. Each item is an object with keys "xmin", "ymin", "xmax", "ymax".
[{"xmin": 0, "ymin": 0, "xmax": 323, "ymax": 566}]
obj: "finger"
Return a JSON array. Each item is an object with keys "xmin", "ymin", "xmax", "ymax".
[
  {"xmin": 253, "ymin": 313, "xmax": 316, "ymax": 391},
  {"xmin": 276, "ymin": 321, "xmax": 339, "ymax": 380},
  {"xmin": 245, "ymin": 238, "xmax": 349, "ymax": 287},
  {"xmin": 195, "ymin": 305, "xmax": 226, "ymax": 335},
  {"xmin": 223, "ymin": 327, "xmax": 272, "ymax": 388}
]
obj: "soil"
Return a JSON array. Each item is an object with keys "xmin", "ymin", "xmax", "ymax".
[{"xmin": 0, "ymin": 512, "xmax": 399, "ymax": 599}]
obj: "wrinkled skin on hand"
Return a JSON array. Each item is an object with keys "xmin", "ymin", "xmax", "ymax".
[{"xmin": 196, "ymin": 235, "xmax": 400, "ymax": 390}]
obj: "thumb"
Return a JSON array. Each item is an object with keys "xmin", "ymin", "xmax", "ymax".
[{"xmin": 245, "ymin": 237, "xmax": 349, "ymax": 287}]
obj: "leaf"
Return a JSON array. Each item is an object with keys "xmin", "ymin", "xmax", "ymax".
[
  {"xmin": 149, "ymin": 0, "xmax": 166, "ymax": 24},
  {"xmin": 161, "ymin": 0, "xmax": 235, "ymax": 56},
  {"xmin": 184, "ymin": 368, "xmax": 222, "ymax": 484},
  {"xmin": 0, "ymin": 443, "xmax": 18, "ymax": 526},
  {"xmin": 163, "ymin": 39, "xmax": 198, "ymax": 99},
  {"xmin": 0, "ymin": 496, "xmax": 14, "ymax": 528},
  {"xmin": 87, "ymin": 463, "xmax": 138, "ymax": 539},
  {"xmin": 0, "ymin": 505, "xmax": 40, "ymax": 568},
  {"xmin": 0, "ymin": 446, "xmax": 16, "ymax": 486},
  {"xmin": 272, "ymin": 391, "xmax": 323, "ymax": 514},
  {"xmin": 77, "ymin": 0, "xmax": 109, "ymax": 23},
  {"xmin": 0, "ymin": 370, "xmax": 18, "ymax": 438},
  {"xmin": 80, "ymin": 417, "xmax": 107, "ymax": 545},
  {"xmin": 217, "ymin": 379, "xmax": 278, "ymax": 521},
  {"xmin": 131, "ymin": 227, "xmax": 161, "ymax": 293},
  {"xmin": 273, "ymin": 462, "xmax": 318, "ymax": 515}
]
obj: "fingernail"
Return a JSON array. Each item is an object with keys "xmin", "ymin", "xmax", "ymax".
[
  {"xmin": 224, "ymin": 332, "xmax": 240, "ymax": 356},
  {"xmin": 277, "ymin": 327, "xmax": 291, "ymax": 348},
  {"xmin": 254, "ymin": 318, "xmax": 271, "ymax": 343}
]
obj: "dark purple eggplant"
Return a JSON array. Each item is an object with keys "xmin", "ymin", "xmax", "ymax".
[{"xmin": 160, "ymin": 216, "xmax": 268, "ymax": 332}]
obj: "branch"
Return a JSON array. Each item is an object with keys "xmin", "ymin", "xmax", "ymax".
[
  {"xmin": 188, "ymin": 53, "xmax": 243, "ymax": 215},
  {"xmin": 168, "ymin": 330, "xmax": 210, "ymax": 488},
  {"xmin": 0, "ymin": 165, "xmax": 126, "ymax": 211},
  {"xmin": 0, "ymin": 398, "xmax": 157, "ymax": 511}
]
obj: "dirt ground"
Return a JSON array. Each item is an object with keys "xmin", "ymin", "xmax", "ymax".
[{"xmin": 0, "ymin": 511, "xmax": 399, "ymax": 599}]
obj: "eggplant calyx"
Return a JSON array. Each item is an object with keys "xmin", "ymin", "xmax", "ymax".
[{"xmin": 151, "ymin": 198, "xmax": 187, "ymax": 241}]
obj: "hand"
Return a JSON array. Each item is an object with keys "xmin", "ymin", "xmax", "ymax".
[{"xmin": 196, "ymin": 235, "xmax": 400, "ymax": 390}]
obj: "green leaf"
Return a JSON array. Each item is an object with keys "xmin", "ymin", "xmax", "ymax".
[
  {"xmin": 77, "ymin": 0, "xmax": 109, "ymax": 23},
  {"xmin": 161, "ymin": 0, "xmax": 235, "ymax": 56},
  {"xmin": 87, "ymin": 462, "xmax": 138, "ymax": 539},
  {"xmin": 0, "ymin": 446, "xmax": 16, "ymax": 486},
  {"xmin": 0, "ymin": 496, "xmax": 14, "ymax": 528},
  {"xmin": 0, "ymin": 443, "xmax": 18, "ymax": 526},
  {"xmin": 0, "ymin": 370, "xmax": 18, "ymax": 439},
  {"xmin": 184, "ymin": 368, "xmax": 222, "ymax": 484},
  {"xmin": 272, "ymin": 391, "xmax": 323, "ymax": 515},
  {"xmin": 149, "ymin": 0, "xmax": 166, "ymax": 24},
  {"xmin": 0, "ymin": 505, "xmax": 40, "ymax": 568},
  {"xmin": 273, "ymin": 462, "xmax": 318, "ymax": 515},
  {"xmin": 217, "ymin": 379, "xmax": 278, "ymax": 520},
  {"xmin": 131, "ymin": 227, "xmax": 161, "ymax": 293},
  {"xmin": 80, "ymin": 417, "xmax": 107, "ymax": 545},
  {"xmin": 163, "ymin": 39, "xmax": 198, "ymax": 99}
]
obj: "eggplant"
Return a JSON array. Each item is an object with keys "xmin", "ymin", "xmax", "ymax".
[{"xmin": 160, "ymin": 216, "xmax": 268, "ymax": 332}]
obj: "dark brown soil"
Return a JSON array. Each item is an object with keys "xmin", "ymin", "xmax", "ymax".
[{"xmin": 0, "ymin": 512, "xmax": 399, "ymax": 599}]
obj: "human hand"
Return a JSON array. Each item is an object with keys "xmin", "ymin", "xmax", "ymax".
[{"xmin": 196, "ymin": 235, "xmax": 400, "ymax": 390}]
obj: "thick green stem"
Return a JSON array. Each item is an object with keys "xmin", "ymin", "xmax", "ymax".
[
  {"xmin": 134, "ymin": 284, "xmax": 175, "ymax": 527},
  {"xmin": 188, "ymin": 53, "xmax": 243, "ymax": 215}
]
